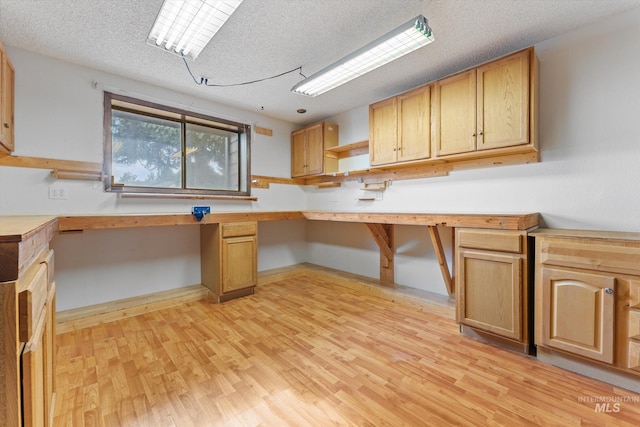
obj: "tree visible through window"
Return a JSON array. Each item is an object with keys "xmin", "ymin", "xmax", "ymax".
[{"xmin": 104, "ymin": 92, "xmax": 250, "ymax": 196}]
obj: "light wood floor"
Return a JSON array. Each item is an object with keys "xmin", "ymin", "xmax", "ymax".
[{"xmin": 54, "ymin": 274, "xmax": 640, "ymax": 426}]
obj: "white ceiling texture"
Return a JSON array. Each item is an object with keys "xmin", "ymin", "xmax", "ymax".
[{"xmin": 1, "ymin": 0, "xmax": 640, "ymax": 125}]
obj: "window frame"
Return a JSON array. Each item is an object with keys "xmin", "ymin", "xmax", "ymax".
[{"xmin": 103, "ymin": 92, "xmax": 251, "ymax": 197}]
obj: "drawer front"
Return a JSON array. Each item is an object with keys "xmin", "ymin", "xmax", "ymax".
[
  {"xmin": 457, "ymin": 229, "xmax": 523, "ymax": 253},
  {"xmin": 221, "ymin": 221, "xmax": 257, "ymax": 238},
  {"xmin": 19, "ymin": 262, "xmax": 48, "ymax": 343},
  {"xmin": 539, "ymin": 238, "xmax": 640, "ymax": 273}
]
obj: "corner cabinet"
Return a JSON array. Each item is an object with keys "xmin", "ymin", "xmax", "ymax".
[
  {"xmin": 533, "ymin": 229, "xmax": 640, "ymax": 377},
  {"xmin": 201, "ymin": 221, "xmax": 258, "ymax": 302},
  {"xmin": 0, "ymin": 216, "xmax": 57, "ymax": 427},
  {"xmin": 291, "ymin": 121, "xmax": 339, "ymax": 177},
  {"xmin": 0, "ymin": 39, "xmax": 16, "ymax": 154},
  {"xmin": 369, "ymin": 85, "xmax": 432, "ymax": 166},
  {"xmin": 456, "ymin": 227, "xmax": 535, "ymax": 352}
]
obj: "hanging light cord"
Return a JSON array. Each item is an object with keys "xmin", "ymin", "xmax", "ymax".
[{"xmin": 183, "ymin": 57, "xmax": 306, "ymax": 87}]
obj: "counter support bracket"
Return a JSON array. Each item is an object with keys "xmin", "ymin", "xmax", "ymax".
[
  {"xmin": 365, "ymin": 223, "xmax": 395, "ymax": 284},
  {"xmin": 428, "ymin": 226, "xmax": 454, "ymax": 296}
]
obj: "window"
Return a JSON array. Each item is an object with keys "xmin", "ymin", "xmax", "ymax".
[{"xmin": 104, "ymin": 92, "xmax": 251, "ymax": 197}]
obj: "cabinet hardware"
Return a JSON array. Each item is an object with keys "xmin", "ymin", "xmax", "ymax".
[{"xmin": 605, "ymin": 288, "xmax": 614, "ymax": 295}]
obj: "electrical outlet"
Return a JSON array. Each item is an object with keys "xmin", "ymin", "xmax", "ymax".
[{"xmin": 49, "ymin": 185, "xmax": 68, "ymax": 200}]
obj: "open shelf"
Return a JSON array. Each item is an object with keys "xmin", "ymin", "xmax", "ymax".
[{"xmin": 325, "ymin": 140, "xmax": 369, "ymax": 159}]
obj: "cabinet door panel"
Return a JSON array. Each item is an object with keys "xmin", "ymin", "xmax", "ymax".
[
  {"xmin": 477, "ymin": 50, "xmax": 529, "ymax": 150},
  {"xmin": 434, "ymin": 69, "xmax": 476, "ymax": 156},
  {"xmin": 541, "ymin": 267, "xmax": 615, "ymax": 364},
  {"xmin": 369, "ymin": 97, "xmax": 398, "ymax": 166},
  {"xmin": 291, "ymin": 130, "xmax": 306, "ymax": 177},
  {"xmin": 398, "ymin": 85, "xmax": 431, "ymax": 162},
  {"xmin": 305, "ymin": 123, "xmax": 324, "ymax": 175},
  {"xmin": 22, "ymin": 310, "xmax": 47, "ymax": 427},
  {"xmin": 1, "ymin": 50, "xmax": 14, "ymax": 152},
  {"xmin": 221, "ymin": 236, "xmax": 257, "ymax": 293},
  {"xmin": 458, "ymin": 250, "xmax": 522, "ymax": 340}
]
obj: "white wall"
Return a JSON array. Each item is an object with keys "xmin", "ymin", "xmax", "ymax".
[
  {"xmin": 0, "ymin": 48, "xmax": 308, "ymax": 310},
  {"xmin": 305, "ymin": 7, "xmax": 640, "ymax": 295},
  {"xmin": 3, "ymin": 7, "xmax": 640, "ymax": 307}
]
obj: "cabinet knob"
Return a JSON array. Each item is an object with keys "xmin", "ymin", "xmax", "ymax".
[
  {"xmin": 3, "ymin": 123, "xmax": 8, "ymax": 129},
  {"xmin": 478, "ymin": 131, "xmax": 483, "ymax": 136},
  {"xmin": 605, "ymin": 288, "xmax": 614, "ymax": 295},
  {"xmin": 472, "ymin": 133, "xmax": 476, "ymax": 137}
]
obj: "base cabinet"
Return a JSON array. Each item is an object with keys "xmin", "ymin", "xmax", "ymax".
[
  {"xmin": 0, "ymin": 217, "xmax": 57, "ymax": 427},
  {"xmin": 201, "ymin": 222, "xmax": 258, "ymax": 302},
  {"xmin": 456, "ymin": 228, "xmax": 532, "ymax": 351},
  {"xmin": 534, "ymin": 229, "xmax": 640, "ymax": 377}
]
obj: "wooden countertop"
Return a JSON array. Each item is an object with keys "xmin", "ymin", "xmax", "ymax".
[
  {"xmin": 56, "ymin": 211, "xmax": 539, "ymax": 231},
  {"xmin": 0, "ymin": 216, "xmax": 58, "ymax": 281},
  {"xmin": 531, "ymin": 227, "xmax": 640, "ymax": 242},
  {"xmin": 57, "ymin": 211, "xmax": 306, "ymax": 231},
  {"xmin": 303, "ymin": 211, "xmax": 539, "ymax": 230},
  {"xmin": 0, "ymin": 216, "xmax": 58, "ymax": 243}
]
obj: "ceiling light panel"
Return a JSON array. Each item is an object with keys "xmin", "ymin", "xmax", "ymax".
[
  {"xmin": 292, "ymin": 15, "xmax": 434, "ymax": 97},
  {"xmin": 148, "ymin": 0, "xmax": 243, "ymax": 60}
]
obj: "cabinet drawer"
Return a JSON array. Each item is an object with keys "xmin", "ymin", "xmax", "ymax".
[
  {"xmin": 539, "ymin": 238, "xmax": 640, "ymax": 273},
  {"xmin": 19, "ymin": 262, "xmax": 48, "ymax": 343},
  {"xmin": 221, "ymin": 222, "xmax": 257, "ymax": 238},
  {"xmin": 457, "ymin": 229, "xmax": 523, "ymax": 253}
]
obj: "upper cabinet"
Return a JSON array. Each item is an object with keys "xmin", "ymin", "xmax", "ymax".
[
  {"xmin": 476, "ymin": 49, "xmax": 530, "ymax": 151},
  {"xmin": 433, "ymin": 70, "xmax": 476, "ymax": 156},
  {"xmin": 0, "ymin": 39, "xmax": 15, "ymax": 154},
  {"xmin": 291, "ymin": 121, "xmax": 338, "ymax": 177},
  {"xmin": 371, "ymin": 47, "xmax": 537, "ymax": 167},
  {"xmin": 370, "ymin": 85, "xmax": 432, "ymax": 166}
]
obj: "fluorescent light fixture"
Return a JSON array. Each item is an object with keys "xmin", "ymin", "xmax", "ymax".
[
  {"xmin": 292, "ymin": 15, "xmax": 434, "ymax": 97},
  {"xmin": 148, "ymin": 0, "xmax": 243, "ymax": 60}
]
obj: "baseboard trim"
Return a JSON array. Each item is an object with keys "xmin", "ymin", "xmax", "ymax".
[{"xmin": 56, "ymin": 284, "xmax": 210, "ymax": 334}]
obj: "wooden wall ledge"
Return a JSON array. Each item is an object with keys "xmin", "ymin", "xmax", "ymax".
[{"xmin": 55, "ymin": 211, "xmax": 539, "ymax": 232}]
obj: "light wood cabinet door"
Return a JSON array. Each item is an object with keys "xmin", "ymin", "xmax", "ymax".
[
  {"xmin": 291, "ymin": 121, "xmax": 338, "ymax": 177},
  {"xmin": 221, "ymin": 235, "xmax": 257, "ymax": 293},
  {"xmin": 304, "ymin": 123, "xmax": 324, "ymax": 176},
  {"xmin": 398, "ymin": 85, "xmax": 431, "ymax": 162},
  {"xmin": 477, "ymin": 49, "xmax": 529, "ymax": 150},
  {"xmin": 22, "ymin": 280, "xmax": 55, "ymax": 427},
  {"xmin": 291, "ymin": 129, "xmax": 306, "ymax": 178},
  {"xmin": 541, "ymin": 267, "xmax": 615, "ymax": 364},
  {"xmin": 458, "ymin": 249, "xmax": 522, "ymax": 340},
  {"xmin": 369, "ymin": 97, "xmax": 398, "ymax": 166},
  {"xmin": 434, "ymin": 69, "xmax": 476, "ymax": 156},
  {"xmin": 0, "ymin": 44, "xmax": 15, "ymax": 153}
]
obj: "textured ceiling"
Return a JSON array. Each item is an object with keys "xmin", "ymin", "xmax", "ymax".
[{"xmin": 1, "ymin": 0, "xmax": 640, "ymax": 125}]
